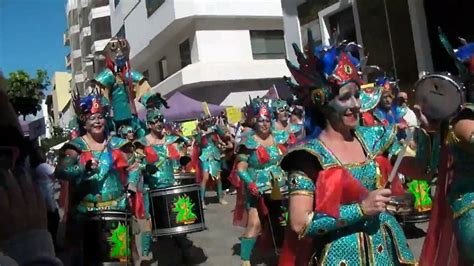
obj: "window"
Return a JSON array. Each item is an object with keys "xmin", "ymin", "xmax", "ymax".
[
  {"xmin": 328, "ymin": 7, "xmax": 359, "ymax": 58},
  {"xmin": 114, "ymin": 0, "xmax": 120, "ymax": 8},
  {"xmin": 179, "ymin": 39, "xmax": 192, "ymax": 68},
  {"xmin": 117, "ymin": 25, "xmax": 126, "ymax": 38},
  {"xmin": 146, "ymin": 0, "xmax": 165, "ymax": 17},
  {"xmin": 157, "ymin": 57, "xmax": 168, "ymax": 81},
  {"xmin": 143, "ymin": 70, "xmax": 149, "ymax": 80},
  {"xmin": 92, "ymin": 0, "xmax": 109, "ymax": 8},
  {"xmin": 91, "ymin": 16, "xmax": 112, "ymax": 41},
  {"xmin": 250, "ymin": 30, "xmax": 285, "ymax": 60}
]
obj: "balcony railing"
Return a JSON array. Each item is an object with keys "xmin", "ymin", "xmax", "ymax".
[
  {"xmin": 65, "ymin": 53, "xmax": 72, "ymax": 69},
  {"xmin": 63, "ymin": 30, "xmax": 70, "ymax": 46}
]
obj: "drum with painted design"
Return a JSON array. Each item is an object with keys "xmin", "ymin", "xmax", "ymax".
[{"xmin": 149, "ymin": 184, "xmax": 205, "ymax": 236}]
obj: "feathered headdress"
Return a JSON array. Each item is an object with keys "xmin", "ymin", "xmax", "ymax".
[
  {"xmin": 375, "ymin": 76, "xmax": 399, "ymax": 98},
  {"xmin": 271, "ymin": 99, "xmax": 289, "ymax": 114},
  {"xmin": 244, "ymin": 96, "xmax": 273, "ymax": 122},
  {"xmin": 118, "ymin": 125, "xmax": 134, "ymax": 138},
  {"xmin": 141, "ymin": 92, "xmax": 169, "ymax": 123},
  {"xmin": 72, "ymin": 88, "xmax": 108, "ymax": 122},
  {"xmin": 285, "ymin": 30, "xmax": 364, "ymax": 106}
]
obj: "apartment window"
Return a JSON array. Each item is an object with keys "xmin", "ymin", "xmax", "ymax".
[
  {"xmin": 114, "ymin": 0, "xmax": 120, "ymax": 7},
  {"xmin": 117, "ymin": 25, "xmax": 126, "ymax": 38},
  {"xmin": 92, "ymin": 0, "xmax": 109, "ymax": 8},
  {"xmin": 179, "ymin": 39, "xmax": 192, "ymax": 68},
  {"xmin": 157, "ymin": 57, "xmax": 168, "ymax": 81},
  {"xmin": 250, "ymin": 30, "xmax": 285, "ymax": 60},
  {"xmin": 328, "ymin": 7, "xmax": 359, "ymax": 58},
  {"xmin": 146, "ymin": 0, "xmax": 165, "ymax": 17},
  {"xmin": 91, "ymin": 16, "xmax": 112, "ymax": 41}
]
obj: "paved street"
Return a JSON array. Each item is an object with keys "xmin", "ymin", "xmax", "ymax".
[
  {"xmin": 150, "ymin": 191, "xmax": 428, "ymax": 266},
  {"xmin": 57, "ymin": 189, "xmax": 427, "ymax": 265}
]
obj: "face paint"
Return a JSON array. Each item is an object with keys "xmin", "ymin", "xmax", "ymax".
[{"xmin": 328, "ymin": 82, "xmax": 361, "ymax": 114}]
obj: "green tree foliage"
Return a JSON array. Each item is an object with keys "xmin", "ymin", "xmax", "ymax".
[{"xmin": 7, "ymin": 69, "xmax": 50, "ymax": 118}]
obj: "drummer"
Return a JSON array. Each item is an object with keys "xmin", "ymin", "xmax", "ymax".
[
  {"xmin": 234, "ymin": 97, "xmax": 289, "ymax": 266},
  {"xmin": 138, "ymin": 94, "xmax": 194, "ymax": 263},
  {"xmin": 192, "ymin": 114, "xmax": 229, "ymax": 207},
  {"xmin": 117, "ymin": 124, "xmax": 153, "ymax": 264},
  {"xmin": 278, "ymin": 33, "xmax": 424, "ymax": 265},
  {"xmin": 55, "ymin": 90, "xmax": 146, "ymax": 264}
]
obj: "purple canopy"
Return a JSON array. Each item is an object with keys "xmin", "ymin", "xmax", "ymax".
[{"xmin": 138, "ymin": 92, "xmax": 227, "ymax": 121}]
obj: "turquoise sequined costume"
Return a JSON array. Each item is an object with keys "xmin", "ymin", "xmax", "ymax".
[
  {"xmin": 237, "ymin": 130, "xmax": 289, "ymax": 206},
  {"xmin": 94, "ymin": 68, "xmax": 146, "ymax": 138},
  {"xmin": 235, "ymin": 128, "xmax": 290, "ymax": 263},
  {"xmin": 140, "ymin": 135, "xmax": 181, "ymax": 189},
  {"xmin": 281, "ymin": 125, "xmax": 417, "ymax": 265},
  {"xmin": 56, "ymin": 136, "xmax": 132, "ymax": 213},
  {"xmin": 195, "ymin": 125, "xmax": 224, "ymax": 179},
  {"xmin": 446, "ymin": 128, "xmax": 474, "ymax": 262}
]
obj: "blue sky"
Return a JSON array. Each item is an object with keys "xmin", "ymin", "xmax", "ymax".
[{"xmin": 0, "ymin": 0, "xmax": 69, "ymax": 81}]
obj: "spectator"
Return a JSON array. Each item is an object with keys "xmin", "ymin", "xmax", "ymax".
[{"xmin": 0, "ymin": 79, "xmax": 63, "ymax": 265}]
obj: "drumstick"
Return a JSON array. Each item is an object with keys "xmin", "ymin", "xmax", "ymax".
[{"xmin": 385, "ymin": 131, "xmax": 414, "ymax": 189}]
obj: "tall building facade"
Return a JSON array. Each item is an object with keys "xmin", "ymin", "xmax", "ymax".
[
  {"xmin": 51, "ymin": 72, "xmax": 73, "ymax": 128},
  {"xmin": 109, "ymin": 0, "xmax": 290, "ymax": 104},
  {"xmin": 65, "ymin": 0, "xmax": 112, "ymax": 93},
  {"xmin": 281, "ymin": 0, "xmax": 473, "ymax": 92}
]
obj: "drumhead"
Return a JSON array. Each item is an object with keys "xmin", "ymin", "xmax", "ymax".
[{"xmin": 415, "ymin": 74, "xmax": 464, "ymax": 120}]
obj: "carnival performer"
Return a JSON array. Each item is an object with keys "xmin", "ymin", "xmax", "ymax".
[
  {"xmin": 419, "ymin": 30, "xmax": 474, "ymax": 266},
  {"xmin": 193, "ymin": 115, "xmax": 228, "ymax": 207},
  {"xmin": 55, "ymin": 90, "xmax": 149, "ymax": 264},
  {"xmin": 369, "ymin": 78, "xmax": 408, "ymax": 139},
  {"xmin": 278, "ymin": 30, "xmax": 426, "ymax": 265},
  {"xmin": 117, "ymin": 124, "xmax": 153, "ymax": 265},
  {"xmin": 139, "ymin": 93, "xmax": 195, "ymax": 263},
  {"xmin": 272, "ymin": 99, "xmax": 303, "ymax": 144},
  {"xmin": 92, "ymin": 37, "xmax": 150, "ymax": 137},
  {"xmin": 231, "ymin": 97, "xmax": 289, "ymax": 266}
]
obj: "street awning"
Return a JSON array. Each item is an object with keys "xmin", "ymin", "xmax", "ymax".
[{"xmin": 219, "ymin": 90, "xmax": 268, "ymax": 107}]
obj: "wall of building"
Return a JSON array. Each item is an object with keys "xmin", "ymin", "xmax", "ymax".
[{"xmin": 51, "ymin": 72, "xmax": 72, "ymax": 125}]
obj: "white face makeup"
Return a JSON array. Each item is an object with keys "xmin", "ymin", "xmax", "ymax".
[
  {"xmin": 328, "ymin": 82, "xmax": 361, "ymax": 114},
  {"xmin": 256, "ymin": 116, "xmax": 271, "ymax": 135}
]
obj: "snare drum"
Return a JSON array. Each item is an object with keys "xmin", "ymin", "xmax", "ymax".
[
  {"xmin": 386, "ymin": 193, "xmax": 415, "ymax": 216},
  {"xmin": 174, "ymin": 172, "xmax": 196, "ymax": 186},
  {"xmin": 149, "ymin": 184, "xmax": 205, "ymax": 236},
  {"xmin": 415, "ymin": 73, "xmax": 465, "ymax": 120},
  {"xmin": 82, "ymin": 211, "xmax": 132, "ymax": 265}
]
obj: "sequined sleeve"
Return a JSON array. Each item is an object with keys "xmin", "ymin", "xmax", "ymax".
[
  {"xmin": 127, "ymin": 167, "xmax": 140, "ymax": 188},
  {"xmin": 130, "ymin": 70, "xmax": 145, "ymax": 84},
  {"xmin": 94, "ymin": 69, "xmax": 115, "ymax": 88},
  {"xmin": 288, "ymin": 171, "xmax": 315, "ymax": 196},
  {"xmin": 300, "ymin": 204, "xmax": 365, "ymax": 238},
  {"xmin": 55, "ymin": 156, "xmax": 84, "ymax": 182},
  {"xmin": 387, "ymin": 136, "xmax": 401, "ymax": 160},
  {"xmin": 236, "ymin": 146, "xmax": 253, "ymax": 185}
]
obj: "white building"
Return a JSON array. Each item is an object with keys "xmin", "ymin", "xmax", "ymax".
[
  {"xmin": 109, "ymin": 0, "xmax": 291, "ymax": 104},
  {"xmin": 281, "ymin": 0, "xmax": 435, "ymax": 92},
  {"xmin": 65, "ymin": 0, "xmax": 112, "ymax": 93}
]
